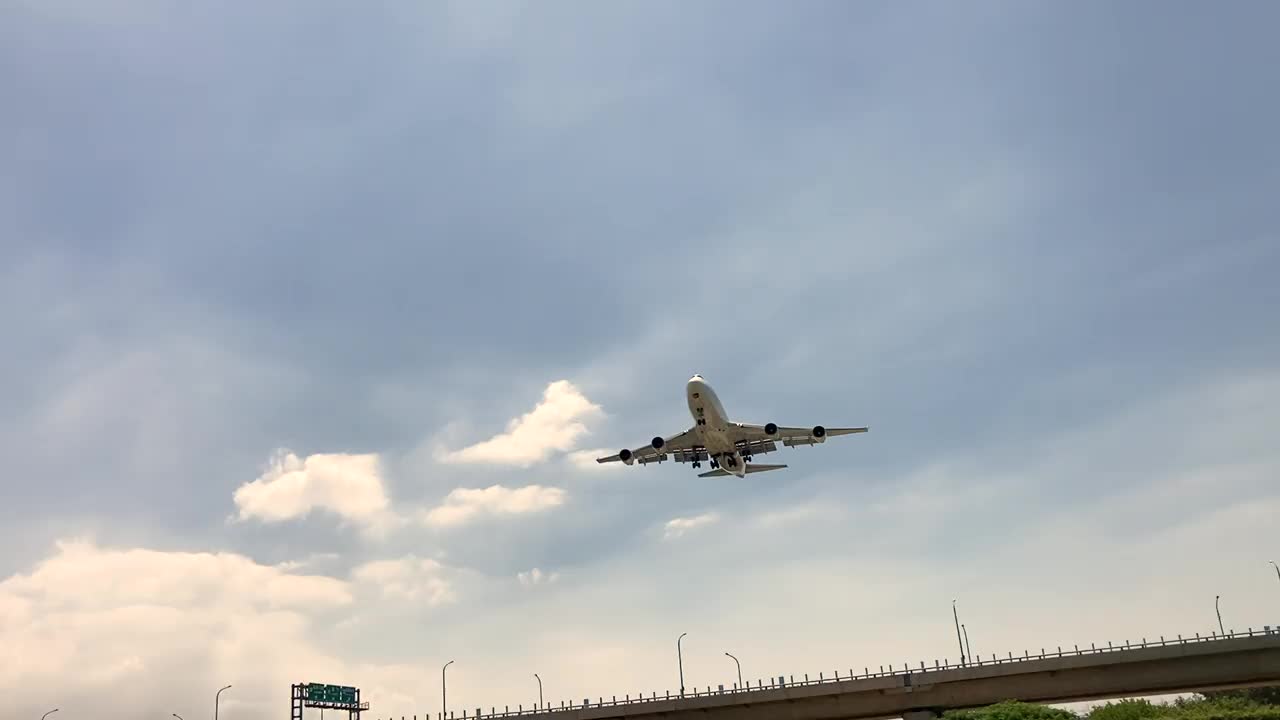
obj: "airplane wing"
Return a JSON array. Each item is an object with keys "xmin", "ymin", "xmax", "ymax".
[
  {"xmin": 596, "ymin": 426, "xmax": 705, "ymax": 466},
  {"xmin": 731, "ymin": 423, "xmax": 868, "ymax": 453}
]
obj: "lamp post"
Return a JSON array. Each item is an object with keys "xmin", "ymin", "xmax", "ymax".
[
  {"xmin": 678, "ymin": 632, "xmax": 688, "ymax": 695},
  {"xmin": 173, "ymin": 714, "xmax": 184, "ymax": 720},
  {"xmin": 962, "ymin": 624, "xmax": 973, "ymax": 662},
  {"xmin": 724, "ymin": 653, "xmax": 742, "ymax": 689},
  {"xmin": 952, "ymin": 599, "xmax": 966, "ymax": 665},
  {"xmin": 534, "ymin": 673, "xmax": 543, "ymax": 711},
  {"xmin": 1271, "ymin": 561, "xmax": 1279, "ymax": 586},
  {"xmin": 443, "ymin": 660, "xmax": 455, "ymax": 720},
  {"xmin": 215, "ymin": 685, "xmax": 232, "ymax": 720},
  {"xmin": 1216, "ymin": 595, "xmax": 1225, "ymax": 635},
  {"xmin": 41, "ymin": 710, "xmax": 59, "ymax": 720}
]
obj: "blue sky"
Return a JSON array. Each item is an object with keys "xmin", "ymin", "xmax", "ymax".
[{"xmin": 3, "ymin": 1, "xmax": 1279, "ymax": 718}]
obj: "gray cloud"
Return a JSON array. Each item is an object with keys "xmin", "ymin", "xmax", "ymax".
[{"xmin": 3, "ymin": 1, "xmax": 1280, "ymax": 718}]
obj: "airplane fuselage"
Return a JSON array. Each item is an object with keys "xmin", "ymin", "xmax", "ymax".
[{"xmin": 686, "ymin": 375, "xmax": 747, "ymax": 476}]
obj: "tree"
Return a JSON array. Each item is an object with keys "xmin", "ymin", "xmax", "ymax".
[
  {"xmin": 1201, "ymin": 688, "xmax": 1280, "ymax": 707},
  {"xmin": 1088, "ymin": 699, "xmax": 1164, "ymax": 720},
  {"xmin": 944, "ymin": 700, "xmax": 1080, "ymax": 720}
]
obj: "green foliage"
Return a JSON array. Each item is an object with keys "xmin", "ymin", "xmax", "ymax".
[
  {"xmin": 1201, "ymin": 688, "xmax": 1280, "ymax": 708},
  {"xmin": 1082, "ymin": 694, "xmax": 1280, "ymax": 720},
  {"xmin": 1165, "ymin": 696, "xmax": 1280, "ymax": 720},
  {"xmin": 943, "ymin": 700, "xmax": 1080, "ymax": 720},
  {"xmin": 1088, "ymin": 699, "xmax": 1165, "ymax": 720},
  {"xmin": 939, "ymin": 692, "xmax": 1280, "ymax": 720}
]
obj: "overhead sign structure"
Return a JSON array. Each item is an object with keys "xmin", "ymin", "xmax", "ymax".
[
  {"xmin": 308, "ymin": 684, "xmax": 359, "ymax": 706},
  {"xmin": 292, "ymin": 683, "xmax": 369, "ymax": 720}
]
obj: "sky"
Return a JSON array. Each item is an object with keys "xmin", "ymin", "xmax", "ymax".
[{"xmin": 3, "ymin": 1, "xmax": 1280, "ymax": 718}]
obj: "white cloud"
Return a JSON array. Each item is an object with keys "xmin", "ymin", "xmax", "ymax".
[
  {"xmin": 663, "ymin": 512, "xmax": 720, "ymax": 540},
  {"xmin": 421, "ymin": 484, "xmax": 566, "ymax": 529},
  {"xmin": 750, "ymin": 501, "xmax": 834, "ymax": 530},
  {"xmin": 566, "ymin": 448, "xmax": 623, "ymax": 471},
  {"xmin": 437, "ymin": 380, "xmax": 603, "ymax": 467},
  {"xmin": 0, "ymin": 539, "xmax": 361, "ymax": 720},
  {"xmin": 232, "ymin": 449, "xmax": 400, "ymax": 535},
  {"xmin": 517, "ymin": 567, "xmax": 559, "ymax": 586},
  {"xmin": 352, "ymin": 556, "xmax": 457, "ymax": 606}
]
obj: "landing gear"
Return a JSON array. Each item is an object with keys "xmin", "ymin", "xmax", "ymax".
[
  {"xmin": 709, "ymin": 458, "xmax": 720, "ymax": 469},
  {"xmin": 692, "ymin": 461, "xmax": 701, "ymax": 469}
]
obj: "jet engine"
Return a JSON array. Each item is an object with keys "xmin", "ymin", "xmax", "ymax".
[
  {"xmin": 651, "ymin": 436, "xmax": 665, "ymax": 450},
  {"xmin": 619, "ymin": 448, "xmax": 634, "ymax": 465},
  {"xmin": 812, "ymin": 425, "xmax": 827, "ymax": 440},
  {"xmin": 764, "ymin": 422, "xmax": 778, "ymax": 435}
]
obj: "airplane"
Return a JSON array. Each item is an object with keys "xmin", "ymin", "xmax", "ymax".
[{"xmin": 596, "ymin": 374, "xmax": 868, "ymax": 477}]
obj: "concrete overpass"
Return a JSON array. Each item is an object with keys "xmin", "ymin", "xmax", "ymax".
[{"xmin": 385, "ymin": 628, "xmax": 1280, "ymax": 720}]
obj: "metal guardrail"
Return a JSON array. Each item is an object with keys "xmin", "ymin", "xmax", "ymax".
[{"xmin": 376, "ymin": 626, "xmax": 1280, "ymax": 720}]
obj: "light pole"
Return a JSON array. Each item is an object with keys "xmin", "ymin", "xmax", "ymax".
[
  {"xmin": 41, "ymin": 710, "xmax": 58, "ymax": 720},
  {"xmin": 952, "ymin": 599, "xmax": 966, "ymax": 665},
  {"xmin": 724, "ymin": 653, "xmax": 742, "ymax": 689},
  {"xmin": 215, "ymin": 685, "xmax": 232, "ymax": 720},
  {"xmin": 443, "ymin": 660, "xmax": 455, "ymax": 720},
  {"xmin": 1216, "ymin": 595, "xmax": 1225, "ymax": 635},
  {"xmin": 173, "ymin": 714, "xmax": 184, "ymax": 720},
  {"xmin": 678, "ymin": 632, "xmax": 688, "ymax": 695},
  {"xmin": 1271, "ymin": 561, "xmax": 1279, "ymax": 586},
  {"xmin": 534, "ymin": 673, "xmax": 543, "ymax": 711},
  {"xmin": 962, "ymin": 624, "xmax": 973, "ymax": 662}
]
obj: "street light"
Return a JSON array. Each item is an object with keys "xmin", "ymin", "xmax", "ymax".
[
  {"xmin": 1216, "ymin": 595, "xmax": 1225, "ymax": 635},
  {"xmin": 534, "ymin": 673, "xmax": 543, "ymax": 711},
  {"xmin": 41, "ymin": 710, "xmax": 58, "ymax": 720},
  {"xmin": 215, "ymin": 685, "xmax": 232, "ymax": 720},
  {"xmin": 952, "ymin": 599, "xmax": 966, "ymax": 665},
  {"xmin": 678, "ymin": 633, "xmax": 688, "ymax": 695},
  {"xmin": 173, "ymin": 714, "xmax": 184, "ymax": 720},
  {"xmin": 1270, "ymin": 561, "xmax": 1279, "ymax": 586},
  {"xmin": 962, "ymin": 624, "xmax": 973, "ymax": 662},
  {"xmin": 443, "ymin": 660, "xmax": 455, "ymax": 720},
  {"xmin": 724, "ymin": 653, "xmax": 742, "ymax": 689}
]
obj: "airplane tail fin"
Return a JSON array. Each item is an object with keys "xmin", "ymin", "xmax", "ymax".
[{"xmin": 697, "ymin": 463, "xmax": 787, "ymax": 478}]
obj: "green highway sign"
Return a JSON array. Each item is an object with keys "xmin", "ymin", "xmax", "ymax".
[{"xmin": 305, "ymin": 683, "xmax": 358, "ymax": 706}]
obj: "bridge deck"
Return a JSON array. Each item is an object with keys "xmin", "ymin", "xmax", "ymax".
[{"xmin": 391, "ymin": 629, "xmax": 1280, "ymax": 720}]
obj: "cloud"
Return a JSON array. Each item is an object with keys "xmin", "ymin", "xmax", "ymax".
[
  {"xmin": 566, "ymin": 448, "xmax": 623, "ymax": 471},
  {"xmin": 437, "ymin": 380, "xmax": 603, "ymax": 467},
  {"xmin": 421, "ymin": 484, "xmax": 566, "ymax": 529},
  {"xmin": 231, "ymin": 449, "xmax": 400, "ymax": 535},
  {"xmin": 517, "ymin": 567, "xmax": 559, "ymax": 586},
  {"xmin": 662, "ymin": 512, "xmax": 720, "ymax": 540},
  {"xmin": 352, "ymin": 556, "xmax": 457, "ymax": 606},
  {"xmin": 0, "ymin": 539, "xmax": 362, "ymax": 719}
]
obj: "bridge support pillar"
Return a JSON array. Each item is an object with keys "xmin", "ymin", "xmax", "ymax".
[{"xmin": 903, "ymin": 711, "xmax": 938, "ymax": 720}]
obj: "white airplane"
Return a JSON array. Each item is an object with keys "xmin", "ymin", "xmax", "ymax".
[{"xmin": 596, "ymin": 374, "xmax": 868, "ymax": 477}]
